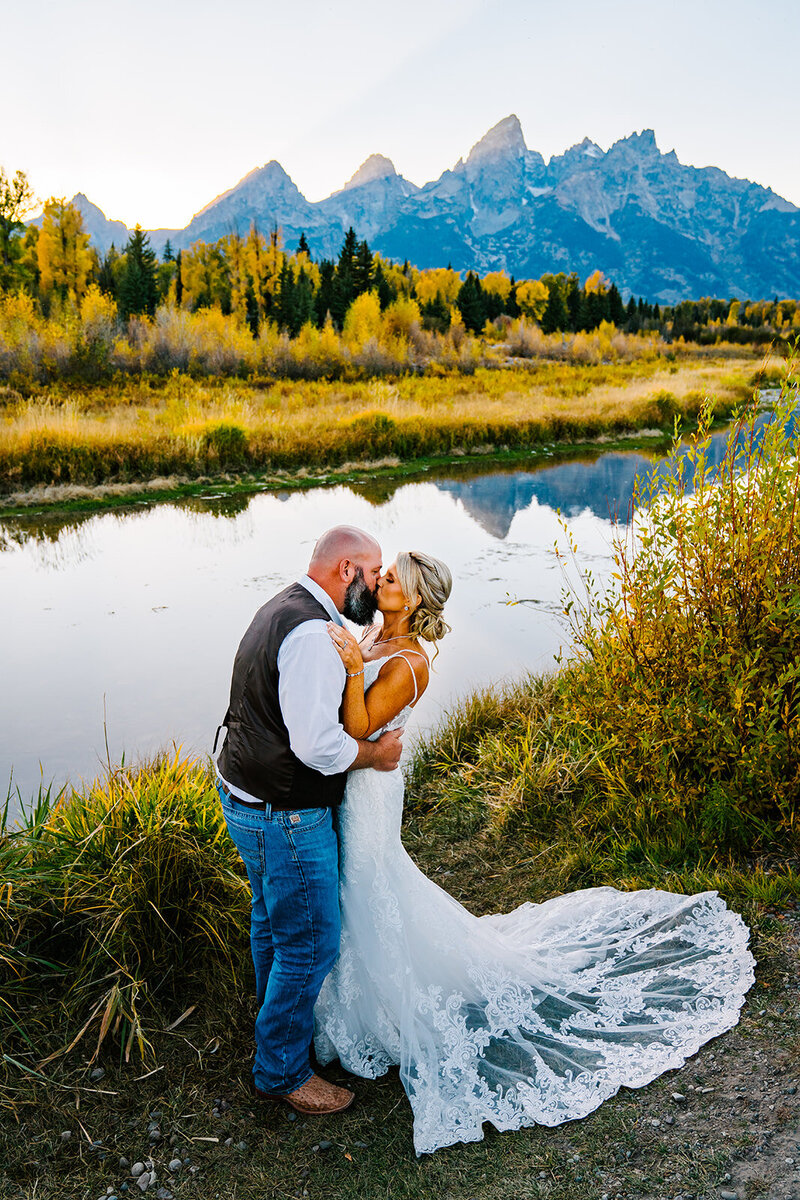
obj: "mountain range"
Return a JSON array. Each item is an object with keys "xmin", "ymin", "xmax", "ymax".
[{"xmin": 66, "ymin": 116, "xmax": 800, "ymax": 304}]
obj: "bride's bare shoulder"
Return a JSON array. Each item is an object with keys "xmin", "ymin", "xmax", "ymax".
[{"xmin": 378, "ymin": 646, "xmax": 429, "ymax": 698}]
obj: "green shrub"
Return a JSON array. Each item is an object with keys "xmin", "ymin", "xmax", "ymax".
[
  {"xmin": 558, "ymin": 363, "xmax": 800, "ymax": 853},
  {"xmin": 202, "ymin": 421, "xmax": 248, "ymax": 468}
]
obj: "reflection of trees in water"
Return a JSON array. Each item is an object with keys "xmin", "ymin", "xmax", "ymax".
[
  {"xmin": 180, "ymin": 491, "xmax": 254, "ymax": 519},
  {"xmin": 0, "ymin": 510, "xmax": 101, "ymax": 549},
  {"xmin": 0, "ymin": 490, "xmax": 258, "ymax": 551}
]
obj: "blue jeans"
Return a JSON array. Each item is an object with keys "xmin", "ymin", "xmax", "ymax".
[{"xmin": 217, "ymin": 782, "xmax": 340, "ymax": 1094}]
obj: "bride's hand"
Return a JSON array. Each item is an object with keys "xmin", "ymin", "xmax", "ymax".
[{"xmin": 327, "ymin": 622, "xmax": 364, "ymax": 674}]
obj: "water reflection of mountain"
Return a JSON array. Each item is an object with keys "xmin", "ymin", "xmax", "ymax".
[
  {"xmin": 432, "ymin": 418, "xmax": 778, "ymax": 539},
  {"xmin": 434, "ymin": 453, "xmax": 652, "ymax": 538}
]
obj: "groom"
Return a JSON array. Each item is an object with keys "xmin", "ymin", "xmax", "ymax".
[{"xmin": 215, "ymin": 526, "xmax": 403, "ymax": 1115}]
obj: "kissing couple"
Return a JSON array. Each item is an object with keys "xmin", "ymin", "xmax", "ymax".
[{"xmin": 214, "ymin": 525, "xmax": 754, "ymax": 1156}]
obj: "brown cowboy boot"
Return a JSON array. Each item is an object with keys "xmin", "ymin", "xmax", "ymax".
[{"xmin": 255, "ymin": 1073, "xmax": 355, "ymax": 1116}]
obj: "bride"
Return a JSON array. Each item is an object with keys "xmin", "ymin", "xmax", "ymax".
[{"xmin": 314, "ymin": 550, "xmax": 755, "ymax": 1156}]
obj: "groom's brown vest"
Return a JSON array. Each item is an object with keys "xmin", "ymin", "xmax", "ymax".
[{"xmin": 216, "ymin": 583, "xmax": 349, "ymax": 809}]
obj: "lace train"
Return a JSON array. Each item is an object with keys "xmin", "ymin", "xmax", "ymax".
[{"xmin": 314, "ymin": 660, "xmax": 755, "ymax": 1155}]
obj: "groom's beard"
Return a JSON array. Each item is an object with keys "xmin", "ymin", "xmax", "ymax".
[{"xmin": 342, "ymin": 567, "xmax": 379, "ymax": 625}]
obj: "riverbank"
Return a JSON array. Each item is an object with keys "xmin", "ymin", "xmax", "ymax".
[{"xmin": 0, "ymin": 357, "xmax": 768, "ymax": 509}]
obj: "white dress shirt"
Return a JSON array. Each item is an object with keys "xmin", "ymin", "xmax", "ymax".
[{"xmin": 276, "ymin": 575, "xmax": 358, "ymax": 775}]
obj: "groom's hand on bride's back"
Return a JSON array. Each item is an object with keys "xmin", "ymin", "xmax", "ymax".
[{"xmin": 351, "ymin": 727, "xmax": 404, "ymax": 772}]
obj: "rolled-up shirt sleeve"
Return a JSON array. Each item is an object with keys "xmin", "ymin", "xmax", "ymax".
[{"xmin": 277, "ymin": 620, "xmax": 359, "ymax": 774}]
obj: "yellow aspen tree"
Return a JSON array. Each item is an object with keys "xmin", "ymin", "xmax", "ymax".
[
  {"xmin": 221, "ymin": 233, "xmax": 249, "ymax": 320},
  {"xmin": 726, "ymin": 300, "xmax": 741, "ymax": 326},
  {"xmin": 343, "ymin": 290, "xmax": 382, "ymax": 348},
  {"xmin": 37, "ymin": 198, "xmax": 92, "ymax": 305},
  {"xmin": 382, "ymin": 295, "xmax": 421, "ymax": 339},
  {"xmin": 415, "ymin": 267, "xmax": 461, "ymax": 306},
  {"xmin": 515, "ymin": 279, "xmax": 549, "ymax": 322},
  {"xmin": 584, "ymin": 269, "xmax": 609, "ymax": 295},
  {"xmin": 180, "ymin": 241, "xmax": 230, "ymax": 311},
  {"xmin": 242, "ymin": 226, "xmax": 269, "ymax": 324},
  {"xmin": 482, "ymin": 271, "xmax": 512, "ymax": 304}
]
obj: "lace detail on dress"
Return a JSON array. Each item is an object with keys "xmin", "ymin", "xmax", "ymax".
[{"xmin": 314, "ymin": 659, "xmax": 756, "ymax": 1155}]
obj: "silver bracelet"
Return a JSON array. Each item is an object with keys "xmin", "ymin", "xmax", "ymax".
[{"xmin": 346, "ymin": 667, "xmax": 365, "ymax": 677}]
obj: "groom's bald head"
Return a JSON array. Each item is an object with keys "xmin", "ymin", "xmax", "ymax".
[
  {"xmin": 307, "ymin": 525, "xmax": 382, "ymax": 620},
  {"xmin": 309, "ymin": 525, "xmax": 380, "ymax": 572}
]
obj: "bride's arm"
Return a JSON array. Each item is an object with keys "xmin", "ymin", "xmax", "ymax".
[{"xmin": 327, "ymin": 624, "xmax": 424, "ymax": 737}]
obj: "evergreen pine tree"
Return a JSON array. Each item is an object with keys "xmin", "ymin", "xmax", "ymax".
[
  {"xmin": 484, "ymin": 289, "xmax": 505, "ymax": 322},
  {"xmin": 244, "ymin": 275, "xmax": 259, "ymax": 336},
  {"xmin": 98, "ymin": 245, "xmax": 119, "ymax": 298},
  {"xmin": 421, "ymin": 292, "xmax": 450, "ymax": 332},
  {"xmin": 353, "ymin": 238, "xmax": 373, "ymax": 295},
  {"xmin": 315, "ymin": 259, "xmax": 336, "ymax": 326},
  {"xmin": 294, "ymin": 267, "xmax": 314, "ymax": 332},
  {"xmin": 163, "ymin": 239, "xmax": 174, "ymax": 263},
  {"xmin": 542, "ymin": 284, "xmax": 569, "ymax": 333},
  {"xmin": 119, "ymin": 226, "xmax": 158, "ymax": 319},
  {"xmin": 456, "ymin": 272, "xmax": 487, "ymax": 333},
  {"xmin": 625, "ymin": 296, "xmax": 639, "ymax": 332},
  {"xmin": 608, "ymin": 282, "xmax": 626, "ymax": 325},
  {"xmin": 175, "ymin": 250, "xmax": 183, "ymax": 307},
  {"xmin": 507, "ymin": 276, "xmax": 520, "ymax": 319},
  {"xmin": 585, "ymin": 291, "xmax": 603, "ymax": 330},
  {"xmin": 331, "ymin": 228, "xmax": 358, "ymax": 326},
  {"xmin": 565, "ymin": 275, "xmax": 582, "ymax": 331},
  {"xmin": 373, "ymin": 261, "xmax": 394, "ymax": 310},
  {"xmin": 297, "ymin": 231, "xmax": 311, "ymax": 258},
  {"xmin": 275, "ymin": 259, "xmax": 296, "ymax": 333}
]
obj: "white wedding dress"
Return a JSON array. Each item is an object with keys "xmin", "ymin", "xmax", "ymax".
[{"xmin": 314, "ymin": 656, "xmax": 756, "ymax": 1155}]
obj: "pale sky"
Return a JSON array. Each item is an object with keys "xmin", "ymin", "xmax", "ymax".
[{"xmin": 4, "ymin": 0, "xmax": 799, "ymax": 231}]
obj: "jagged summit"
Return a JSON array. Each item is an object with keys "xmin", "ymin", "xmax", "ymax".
[
  {"xmin": 193, "ymin": 160, "xmax": 299, "ymax": 221},
  {"xmin": 611, "ymin": 129, "xmax": 660, "ymax": 154},
  {"xmin": 575, "ymin": 136, "xmax": 603, "ymax": 159},
  {"xmin": 344, "ymin": 154, "xmax": 398, "ymax": 191},
  {"xmin": 466, "ymin": 114, "xmax": 527, "ymax": 165}
]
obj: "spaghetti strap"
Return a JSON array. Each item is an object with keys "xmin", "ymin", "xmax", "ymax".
[{"xmin": 381, "ymin": 649, "xmax": 428, "ymax": 706}]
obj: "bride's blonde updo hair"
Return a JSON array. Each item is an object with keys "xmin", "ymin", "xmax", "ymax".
[{"xmin": 396, "ymin": 551, "xmax": 452, "ymax": 655}]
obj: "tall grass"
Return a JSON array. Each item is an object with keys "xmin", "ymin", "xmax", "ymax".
[
  {"xmin": 0, "ymin": 752, "xmax": 249, "ymax": 1078},
  {"xmin": 0, "ymin": 358, "xmax": 756, "ymax": 494}
]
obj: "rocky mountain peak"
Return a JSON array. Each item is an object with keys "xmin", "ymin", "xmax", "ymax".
[
  {"xmin": 466, "ymin": 114, "xmax": 527, "ymax": 165},
  {"xmin": 612, "ymin": 129, "xmax": 660, "ymax": 156},
  {"xmin": 343, "ymin": 154, "xmax": 398, "ymax": 191},
  {"xmin": 193, "ymin": 159, "xmax": 304, "ymax": 222}
]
